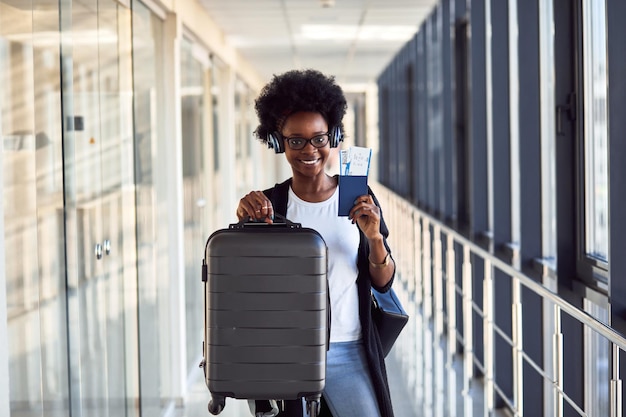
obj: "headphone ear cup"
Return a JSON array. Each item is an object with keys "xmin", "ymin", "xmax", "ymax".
[
  {"xmin": 329, "ymin": 126, "xmax": 344, "ymax": 148},
  {"xmin": 268, "ymin": 132, "xmax": 284, "ymax": 153}
]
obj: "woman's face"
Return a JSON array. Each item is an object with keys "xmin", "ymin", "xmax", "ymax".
[{"xmin": 281, "ymin": 111, "xmax": 331, "ymax": 179}]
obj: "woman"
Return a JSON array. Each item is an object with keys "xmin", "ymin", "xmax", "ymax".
[{"xmin": 237, "ymin": 69, "xmax": 396, "ymax": 417}]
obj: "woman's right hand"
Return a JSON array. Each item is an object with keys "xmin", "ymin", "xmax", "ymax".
[{"xmin": 236, "ymin": 191, "xmax": 274, "ymax": 223}]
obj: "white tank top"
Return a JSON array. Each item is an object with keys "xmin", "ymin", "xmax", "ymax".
[{"xmin": 287, "ymin": 185, "xmax": 362, "ymax": 342}]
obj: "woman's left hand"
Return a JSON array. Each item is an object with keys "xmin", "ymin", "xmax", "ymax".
[{"xmin": 349, "ymin": 194, "xmax": 382, "ymax": 240}]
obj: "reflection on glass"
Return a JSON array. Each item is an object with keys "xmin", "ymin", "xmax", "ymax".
[
  {"xmin": 582, "ymin": 0, "xmax": 608, "ymax": 263},
  {"xmin": 61, "ymin": 0, "xmax": 139, "ymax": 416},
  {"xmin": 211, "ymin": 68, "xmax": 220, "ymax": 172},
  {"xmin": 234, "ymin": 78, "xmax": 253, "ymax": 199},
  {"xmin": 131, "ymin": 1, "xmax": 166, "ymax": 414},
  {"xmin": 2, "ymin": 1, "xmax": 69, "ymax": 415},
  {"xmin": 539, "ymin": 0, "xmax": 557, "ymax": 260},
  {"xmin": 180, "ymin": 36, "xmax": 207, "ymax": 373},
  {"xmin": 583, "ymin": 298, "xmax": 609, "ymax": 417}
]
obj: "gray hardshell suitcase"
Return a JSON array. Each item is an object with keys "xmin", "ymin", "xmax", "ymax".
[{"xmin": 200, "ymin": 217, "xmax": 328, "ymax": 416}]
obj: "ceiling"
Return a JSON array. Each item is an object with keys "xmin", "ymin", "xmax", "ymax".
[{"xmin": 197, "ymin": 0, "xmax": 438, "ymax": 91}]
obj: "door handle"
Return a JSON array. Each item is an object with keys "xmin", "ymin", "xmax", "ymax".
[
  {"xmin": 103, "ymin": 239, "xmax": 111, "ymax": 255},
  {"xmin": 95, "ymin": 243, "xmax": 103, "ymax": 260},
  {"xmin": 556, "ymin": 92, "xmax": 576, "ymax": 136}
]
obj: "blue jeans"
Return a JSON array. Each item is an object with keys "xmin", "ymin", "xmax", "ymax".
[{"xmin": 318, "ymin": 340, "xmax": 382, "ymax": 417}]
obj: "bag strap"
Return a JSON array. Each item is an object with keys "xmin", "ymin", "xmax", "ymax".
[{"xmin": 263, "ymin": 178, "xmax": 291, "ymax": 217}]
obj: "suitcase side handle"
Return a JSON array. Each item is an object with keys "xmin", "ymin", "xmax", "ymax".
[{"xmin": 228, "ymin": 213, "xmax": 301, "ymax": 229}]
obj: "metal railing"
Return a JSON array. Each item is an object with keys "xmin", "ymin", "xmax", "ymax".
[{"xmin": 374, "ymin": 183, "xmax": 624, "ymax": 417}]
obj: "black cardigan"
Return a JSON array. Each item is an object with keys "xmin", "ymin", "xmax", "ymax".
[{"xmin": 263, "ymin": 178, "xmax": 396, "ymax": 417}]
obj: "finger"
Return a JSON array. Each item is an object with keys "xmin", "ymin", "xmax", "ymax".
[
  {"xmin": 352, "ymin": 205, "xmax": 380, "ymax": 224},
  {"xmin": 354, "ymin": 195, "xmax": 372, "ymax": 204},
  {"xmin": 236, "ymin": 206, "xmax": 247, "ymax": 220},
  {"xmin": 351, "ymin": 195, "xmax": 373, "ymax": 209},
  {"xmin": 237, "ymin": 199, "xmax": 249, "ymax": 219},
  {"xmin": 349, "ymin": 198, "xmax": 375, "ymax": 219},
  {"xmin": 241, "ymin": 192, "xmax": 263, "ymax": 219},
  {"xmin": 251, "ymin": 192, "xmax": 274, "ymax": 219},
  {"xmin": 349, "ymin": 203, "xmax": 367, "ymax": 220},
  {"xmin": 349, "ymin": 197, "xmax": 365, "ymax": 219},
  {"xmin": 242, "ymin": 197, "xmax": 261, "ymax": 219},
  {"xmin": 248, "ymin": 192, "xmax": 265, "ymax": 208},
  {"xmin": 266, "ymin": 203, "xmax": 275, "ymax": 221},
  {"xmin": 350, "ymin": 207, "xmax": 369, "ymax": 223}
]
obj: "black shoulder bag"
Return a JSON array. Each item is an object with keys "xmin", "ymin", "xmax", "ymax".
[{"xmin": 371, "ymin": 287, "xmax": 409, "ymax": 357}]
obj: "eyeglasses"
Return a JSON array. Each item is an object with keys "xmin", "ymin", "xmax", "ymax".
[{"xmin": 283, "ymin": 133, "xmax": 330, "ymax": 150}]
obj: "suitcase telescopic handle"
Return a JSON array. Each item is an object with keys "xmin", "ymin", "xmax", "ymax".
[{"xmin": 229, "ymin": 213, "xmax": 301, "ymax": 229}]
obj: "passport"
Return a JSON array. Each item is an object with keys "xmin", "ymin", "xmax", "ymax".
[{"xmin": 338, "ymin": 175, "xmax": 368, "ymax": 216}]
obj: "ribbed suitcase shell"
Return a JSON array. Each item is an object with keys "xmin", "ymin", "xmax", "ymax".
[{"xmin": 203, "ymin": 220, "xmax": 328, "ymax": 405}]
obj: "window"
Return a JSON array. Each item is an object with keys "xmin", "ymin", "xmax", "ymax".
[
  {"xmin": 578, "ymin": 0, "xmax": 609, "ymax": 284},
  {"xmin": 581, "ymin": 0, "xmax": 608, "ymax": 264},
  {"xmin": 453, "ymin": 18, "xmax": 470, "ymax": 229}
]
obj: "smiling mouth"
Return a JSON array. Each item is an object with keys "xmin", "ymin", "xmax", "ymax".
[{"xmin": 300, "ymin": 159, "xmax": 320, "ymax": 165}]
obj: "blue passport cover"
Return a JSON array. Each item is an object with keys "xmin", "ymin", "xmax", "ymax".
[{"xmin": 338, "ymin": 175, "xmax": 368, "ymax": 216}]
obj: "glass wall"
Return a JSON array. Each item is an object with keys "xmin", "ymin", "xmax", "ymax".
[
  {"xmin": 2, "ymin": 0, "xmax": 260, "ymax": 415},
  {"xmin": 1, "ymin": 2, "xmax": 69, "ymax": 414},
  {"xmin": 130, "ymin": 1, "xmax": 168, "ymax": 414},
  {"xmin": 2, "ymin": 0, "xmax": 140, "ymax": 415},
  {"xmin": 180, "ymin": 35, "xmax": 208, "ymax": 373},
  {"xmin": 234, "ymin": 77, "xmax": 254, "ymax": 200},
  {"xmin": 60, "ymin": 0, "xmax": 139, "ymax": 415}
]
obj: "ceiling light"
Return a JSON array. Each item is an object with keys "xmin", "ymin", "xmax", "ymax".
[
  {"xmin": 301, "ymin": 24, "xmax": 416, "ymax": 42},
  {"xmin": 320, "ymin": 0, "xmax": 335, "ymax": 8}
]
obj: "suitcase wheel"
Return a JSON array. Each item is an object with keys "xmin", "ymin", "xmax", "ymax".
[
  {"xmin": 208, "ymin": 395, "xmax": 225, "ymax": 415},
  {"xmin": 306, "ymin": 398, "xmax": 320, "ymax": 417}
]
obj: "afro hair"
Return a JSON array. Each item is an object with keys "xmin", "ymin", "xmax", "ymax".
[{"xmin": 253, "ymin": 69, "xmax": 347, "ymax": 146}]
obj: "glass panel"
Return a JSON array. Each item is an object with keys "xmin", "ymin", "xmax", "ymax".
[
  {"xmin": 114, "ymin": 6, "xmax": 142, "ymax": 416},
  {"xmin": 583, "ymin": 297, "xmax": 610, "ymax": 417},
  {"xmin": 131, "ymin": 2, "xmax": 167, "ymax": 414},
  {"xmin": 1, "ymin": 1, "xmax": 70, "ymax": 415},
  {"xmin": 539, "ymin": 0, "xmax": 557, "ymax": 261},
  {"xmin": 3, "ymin": 1, "xmax": 137, "ymax": 415},
  {"xmin": 211, "ymin": 67, "xmax": 220, "ymax": 173},
  {"xmin": 97, "ymin": 2, "xmax": 140, "ymax": 415},
  {"xmin": 235, "ymin": 78, "xmax": 252, "ymax": 199},
  {"xmin": 180, "ymin": 36, "xmax": 206, "ymax": 372},
  {"xmin": 60, "ymin": 0, "xmax": 138, "ymax": 415},
  {"xmin": 63, "ymin": 0, "xmax": 108, "ymax": 413},
  {"xmin": 508, "ymin": 0, "xmax": 520, "ymax": 246},
  {"xmin": 582, "ymin": 0, "xmax": 608, "ymax": 263},
  {"xmin": 208, "ymin": 63, "xmax": 222, "ymax": 232}
]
